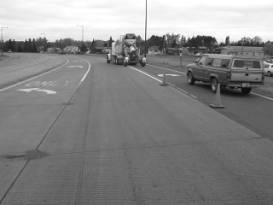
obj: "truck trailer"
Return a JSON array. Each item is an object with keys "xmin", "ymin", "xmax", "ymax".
[{"xmin": 107, "ymin": 33, "xmax": 146, "ymax": 67}]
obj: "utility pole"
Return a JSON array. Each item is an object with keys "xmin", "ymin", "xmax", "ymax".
[
  {"xmin": 77, "ymin": 25, "xmax": 84, "ymax": 42},
  {"xmin": 40, "ymin": 32, "xmax": 47, "ymax": 52},
  {"xmin": 144, "ymin": 0, "xmax": 147, "ymax": 57},
  {"xmin": 1, "ymin": 26, "xmax": 8, "ymax": 56}
]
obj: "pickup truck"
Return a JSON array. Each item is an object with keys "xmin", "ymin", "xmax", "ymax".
[{"xmin": 186, "ymin": 54, "xmax": 264, "ymax": 94}]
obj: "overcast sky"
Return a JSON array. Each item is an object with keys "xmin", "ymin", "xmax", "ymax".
[{"xmin": 1, "ymin": 0, "xmax": 273, "ymax": 42}]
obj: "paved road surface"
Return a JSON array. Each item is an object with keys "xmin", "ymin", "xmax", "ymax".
[
  {"xmin": 140, "ymin": 63, "xmax": 273, "ymax": 143},
  {"xmin": 0, "ymin": 55, "xmax": 272, "ymax": 204}
]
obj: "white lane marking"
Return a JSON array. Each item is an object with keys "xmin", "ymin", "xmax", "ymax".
[
  {"xmin": 67, "ymin": 65, "xmax": 84, "ymax": 68},
  {"xmin": 190, "ymin": 94, "xmax": 197, "ymax": 99},
  {"xmin": 0, "ymin": 57, "xmax": 69, "ymax": 92},
  {"xmin": 157, "ymin": 73, "xmax": 180, "ymax": 77},
  {"xmin": 147, "ymin": 64, "xmax": 186, "ymax": 75},
  {"xmin": 128, "ymin": 66, "xmax": 196, "ymax": 100},
  {"xmin": 128, "ymin": 66, "xmax": 162, "ymax": 83},
  {"xmin": 79, "ymin": 59, "xmax": 91, "ymax": 85},
  {"xmin": 18, "ymin": 88, "xmax": 57, "ymax": 95},
  {"xmin": 25, "ymin": 81, "xmax": 57, "ymax": 87},
  {"xmin": 252, "ymin": 92, "xmax": 273, "ymax": 101}
]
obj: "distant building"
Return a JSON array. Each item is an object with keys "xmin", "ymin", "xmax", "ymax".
[
  {"xmin": 221, "ymin": 46, "xmax": 264, "ymax": 58},
  {"xmin": 63, "ymin": 46, "xmax": 80, "ymax": 54}
]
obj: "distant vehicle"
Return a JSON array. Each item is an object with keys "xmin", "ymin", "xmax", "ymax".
[
  {"xmin": 263, "ymin": 61, "xmax": 273, "ymax": 76},
  {"xmin": 186, "ymin": 54, "xmax": 264, "ymax": 94},
  {"xmin": 107, "ymin": 33, "xmax": 146, "ymax": 67},
  {"xmin": 8, "ymin": 50, "xmax": 12, "ymax": 53}
]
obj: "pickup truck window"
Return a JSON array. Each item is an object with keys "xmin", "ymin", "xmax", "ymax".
[
  {"xmin": 233, "ymin": 60, "xmax": 261, "ymax": 69},
  {"xmin": 221, "ymin": 59, "xmax": 230, "ymax": 68},
  {"xmin": 199, "ymin": 56, "xmax": 207, "ymax": 65},
  {"xmin": 212, "ymin": 58, "xmax": 221, "ymax": 67},
  {"xmin": 206, "ymin": 58, "xmax": 213, "ymax": 66}
]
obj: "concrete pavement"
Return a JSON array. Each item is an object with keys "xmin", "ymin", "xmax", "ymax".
[
  {"xmin": 0, "ymin": 53, "xmax": 67, "ymax": 90},
  {"xmin": 0, "ymin": 55, "xmax": 273, "ymax": 204}
]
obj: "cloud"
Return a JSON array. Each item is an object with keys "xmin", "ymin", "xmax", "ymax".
[{"xmin": 1, "ymin": 0, "xmax": 273, "ymax": 42}]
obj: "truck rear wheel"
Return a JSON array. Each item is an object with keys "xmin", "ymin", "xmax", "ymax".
[{"xmin": 241, "ymin": 87, "xmax": 251, "ymax": 95}]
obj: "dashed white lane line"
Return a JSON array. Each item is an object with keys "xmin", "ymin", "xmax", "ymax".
[
  {"xmin": 147, "ymin": 63, "xmax": 186, "ymax": 75},
  {"xmin": 0, "ymin": 57, "xmax": 70, "ymax": 92},
  {"xmin": 252, "ymin": 92, "xmax": 273, "ymax": 101}
]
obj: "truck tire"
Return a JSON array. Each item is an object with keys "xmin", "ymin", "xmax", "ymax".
[
  {"xmin": 141, "ymin": 61, "xmax": 146, "ymax": 67},
  {"xmin": 210, "ymin": 77, "xmax": 218, "ymax": 93},
  {"xmin": 241, "ymin": 87, "xmax": 251, "ymax": 95}
]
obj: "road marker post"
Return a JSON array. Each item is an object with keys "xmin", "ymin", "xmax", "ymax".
[
  {"xmin": 160, "ymin": 73, "xmax": 168, "ymax": 86},
  {"xmin": 210, "ymin": 83, "xmax": 224, "ymax": 108}
]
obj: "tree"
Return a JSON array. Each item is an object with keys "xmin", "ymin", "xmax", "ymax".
[
  {"xmin": 165, "ymin": 33, "xmax": 180, "ymax": 48},
  {"xmin": 147, "ymin": 35, "xmax": 163, "ymax": 50},
  {"xmin": 225, "ymin": 36, "xmax": 230, "ymax": 46},
  {"xmin": 109, "ymin": 36, "xmax": 113, "ymax": 47},
  {"xmin": 80, "ymin": 43, "xmax": 87, "ymax": 53},
  {"xmin": 186, "ymin": 35, "xmax": 217, "ymax": 50},
  {"xmin": 251, "ymin": 36, "xmax": 263, "ymax": 46},
  {"xmin": 264, "ymin": 41, "xmax": 273, "ymax": 56}
]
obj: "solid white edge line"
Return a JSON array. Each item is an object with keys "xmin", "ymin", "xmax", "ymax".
[
  {"xmin": 0, "ymin": 56, "xmax": 70, "ymax": 92},
  {"xmin": 147, "ymin": 63, "xmax": 186, "ymax": 75},
  {"xmin": 252, "ymin": 92, "xmax": 273, "ymax": 101},
  {"xmin": 128, "ymin": 66, "xmax": 196, "ymax": 100},
  {"xmin": 128, "ymin": 66, "xmax": 162, "ymax": 83},
  {"xmin": 79, "ymin": 59, "xmax": 91, "ymax": 85}
]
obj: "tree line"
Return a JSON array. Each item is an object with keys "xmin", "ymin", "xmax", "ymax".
[
  {"xmin": 2, "ymin": 37, "xmax": 90, "ymax": 53},
  {"xmin": 2, "ymin": 34, "xmax": 273, "ymax": 56}
]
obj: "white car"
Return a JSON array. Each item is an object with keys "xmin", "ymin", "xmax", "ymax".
[{"xmin": 263, "ymin": 62, "xmax": 273, "ymax": 76}]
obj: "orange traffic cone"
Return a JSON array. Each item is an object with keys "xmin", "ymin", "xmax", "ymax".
[
  {"xmin": 160, "ymin": 73, "xmax": 168, "ymax": 86},
  {"xmin": 210, "ymin": 83, "xmax": 224, "ymax": 108}
]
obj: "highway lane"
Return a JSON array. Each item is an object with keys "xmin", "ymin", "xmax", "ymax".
[
  {"xmin": 0, "ymin": 55, "xmax": 90, "ymax": 203},
  {"xmin": 0, "ymin": 53, "xmax": 67, "ymax": 89},
  {"xmin": 1, "ymin": 55, "xmax": 273, "ymax": 204},
  {"xmin": 139, "ymin": 63, "xmax": 273, "ymax": 143}
]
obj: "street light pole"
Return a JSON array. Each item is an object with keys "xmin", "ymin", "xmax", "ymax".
[
  {"xmin": 77, "ymin": 25, "xmax": 84, "ymax": 42},
  {"xmin": 144, "ymin": 0, "xmax": 147, "ymax": 57},
  {"xmin": 40, "ymin": 32, "xmax": 47, "ymax": 52},
  {"xmin": 1, "ymin": 26, "xmax": 8, "ymax": 56}
]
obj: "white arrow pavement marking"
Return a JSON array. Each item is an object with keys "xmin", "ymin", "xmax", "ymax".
[
  {"xmin": 157, "ymin": 73, "xmax": 180, "ymax": 77},
  {"xmin": 18, "ymin": 88, "xmax": 57, "ymax": 95},
  {"xmin": 67, "ymin": 65, "xmax": 84, "ymax": 68}
]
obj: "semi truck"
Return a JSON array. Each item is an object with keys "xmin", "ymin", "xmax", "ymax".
[{"xmin": 107, "ymin": 33, "xmax": 146, "ymax": 67}]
